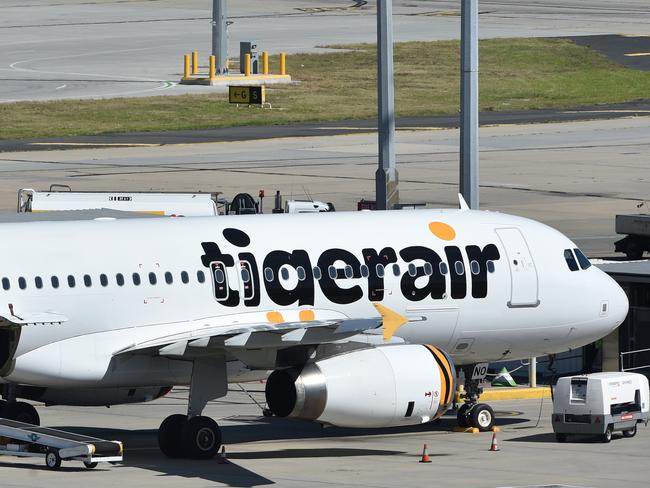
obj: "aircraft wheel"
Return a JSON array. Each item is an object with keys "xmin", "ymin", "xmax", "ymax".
[
  {"xmin": 182, "ymin": 416, "xmax": 222, "ymax": 460},
  {"xmin": 45, "ymin": 449, "xmax": 62, "ymax": 470},
  {"xmin": 158, "ymin": 414, "xmax": 187, "ymax": 458},
  {"xmin": 623, "ymin": 425, "xmax": 637, "ymax": 438},
  {"xmin": 456, "ymin": 404, "xmax": 471, "ymax": 427},
  {"xmin": 5, "ymin": 401, "xmax": 40, "ymax": 425},
  {"xmin": 470, "ymin": 403, "xmax": 495, "ymax": 432}
]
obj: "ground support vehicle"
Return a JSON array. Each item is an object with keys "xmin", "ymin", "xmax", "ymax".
[
  {"xmin": 552, "ymin": 372, "xmax": 649, "ymax": 443},
  {"xmin": 0, "ymin": 418, "xmax": 123, "ymax": 469}
]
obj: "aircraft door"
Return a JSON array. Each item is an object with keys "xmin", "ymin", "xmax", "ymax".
[
  {"xmin": 239, "ymin": 260, "xmax": 255, "ymax": 300},
  {"xmin": 495, "ymin": 228, "xmax": 539, "ymax": 307}
]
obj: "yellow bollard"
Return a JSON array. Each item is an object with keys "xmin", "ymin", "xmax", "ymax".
[
  {"xmin": 209, "ymin": 55, "xmax": 216, "ymax": 80},
  {"xmin": 262, "ymin": 51, "xmax": 269, "ymax": 75},
  {"xmin": 183, "ymin": 54, "xmax": 191, "ymax": 79},
  {"xmin": 244, "ymin": 53, "xmax": 251, "ymax": 77},
  {"xmin": 192, "ymin": 50, "xmax": 198, "ymax": 75},
  {"xmin": 280, "ymin": 52, "xmax": 286, "ymax": 76}
]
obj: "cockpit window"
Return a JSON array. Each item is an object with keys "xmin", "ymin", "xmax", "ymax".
[
  {"xmin": 574, "ymin": 248, "xmax": 592, "ymax": 270},
  {"xmin": 564, "ymin": 249, "xmax": 579, "ymax": 271}
]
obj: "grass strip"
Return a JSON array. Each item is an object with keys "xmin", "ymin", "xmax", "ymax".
[{"xmin": 2, "ymin": 38, "xmax": 650, "ymax": 140}]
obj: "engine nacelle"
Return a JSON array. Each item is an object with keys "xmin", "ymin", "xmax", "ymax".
[
  {"xmin": 265, "ymin": 344, "xmax": 455, "ymax": 428},
  {"xmin": 16, "ymin": 385, "xmax": 172, "ymax": 407}
]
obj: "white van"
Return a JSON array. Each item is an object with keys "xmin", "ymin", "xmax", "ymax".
[
  {"xmin": 552, "ymin": 372, "xmax": 649, "ymax": 442},
  {"xmin": 18, "ymin": 187, "xmax": 220, "ymax": 217}
]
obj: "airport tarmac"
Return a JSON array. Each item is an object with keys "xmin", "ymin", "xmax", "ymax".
[
  {"xmin": 0, "ymin": 115, "xmax": 647, "ymax": 257},
  {"xmin": 2, "ymin": 386, "xmax": 647, "ymax": 487},
  {"xmin": 1, "ymin": 0, "xmax": 649, "ymax": 102}
]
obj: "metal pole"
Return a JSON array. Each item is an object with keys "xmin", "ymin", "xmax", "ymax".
[
  {"xmin": 529, "ymin": 357, "xmax": 537, "ymax": 388},
  {"xmin": 212, "ymin": 0, "xmax": 228, "ymax": 74},
  {"xmin": 460, "ymin": 0, "xmax": 479, "ymax": 209},
  {"xmin": 375, "ymin": 0, "xmax": 399, "ymax": 210}
]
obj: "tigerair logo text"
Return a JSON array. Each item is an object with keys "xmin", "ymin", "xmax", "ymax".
[{"xmin": 200, "ymin": 223, "xmax": 500, "ymax": 308}]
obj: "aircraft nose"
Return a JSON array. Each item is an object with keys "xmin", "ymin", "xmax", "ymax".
[{"xmin": 605, "ymin": 274, "xmax": 629, "ymax": 329}]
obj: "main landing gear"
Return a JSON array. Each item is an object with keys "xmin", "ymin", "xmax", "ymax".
[
  {"xmin": 456, "ymin": 365, "xmax": 495, "ymax": 432},
  {"xmin": 158, "ymin": 357, "xmax": 227, "ymax": 460},
  {"xmin": 1, "ymin": 385, "xmax": 41, "ymax": 425}
]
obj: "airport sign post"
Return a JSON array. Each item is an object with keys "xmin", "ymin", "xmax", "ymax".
[{"xmin": 229, "ymin": 86, "xmax": 266, "ymax": 105}]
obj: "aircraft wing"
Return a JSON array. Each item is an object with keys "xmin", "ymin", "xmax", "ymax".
[
  {"xmin": 113, "ymin": 304, "xmax": 409, "ymax": 369},
  {"xmin": 0, "ymin": 311, "xmax": 68, "ymax": 327}
]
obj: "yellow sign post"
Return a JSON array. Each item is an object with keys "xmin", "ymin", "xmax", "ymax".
[{"xmin": 229, "ymin": 86, "xmax": 266, "ymax": 105}]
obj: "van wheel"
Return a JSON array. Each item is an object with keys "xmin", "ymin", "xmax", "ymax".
[
  {"xmin": 555, "ymin": 433, "xmax": 567, "ymax": 443},
  {"xmin": 623, "ymin": 425, "xmax": 637, "ymax": 438},
  {"xmin": 601, "ymin": 426, "xmax": 613, "ymax": 443}
]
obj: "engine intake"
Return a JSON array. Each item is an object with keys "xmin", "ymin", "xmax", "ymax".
[{"xmin": 266, "ymin": 344, "xmax": 455, "ymax": 428}]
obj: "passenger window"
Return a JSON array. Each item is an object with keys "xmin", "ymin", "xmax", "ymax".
[
  {"xmin": 2, "ymin": 278, "xmax": 9, "ymax": 291},
  {"xmin": 280, "ymin": 268, "xmax": 290, "ymax": 280},
  {"xmin": 241, "ymin": 268, "xmax": 251, "ymax": 283},
  {"xmin": 264, "ymin": 267, "xmax": 274, "ymax": 282},
  {"xmin": 487, "ymin": 261, "xmax": 495, "ymax": 273},
  {"xmin": 214, "ymin": 268, "xmax": 225, "ymax": 283},
  {"xmin": 424, "ymin": 263, "xmax": 433, "ymax": 276},
  {"xmin": 439, "ymin": 262, "xmax": 448, "ymax": 275},
  {"xmin": 328, "ymin": 266, "xmax": 337, "ymax": 279},
  {"xmin": 454, "ymin": 261, "xmax": 464, "ymax": 276},
  {"xmin": 18, "ymin": 277, "xmax": 26, "ymax": 290},
  {"xmin": 313, "ymin": 267, "xmax": 322, "ymax": 280},
  {"xmin": 360, "ymin": 264, "xmax": 369, "ymax": 278},
  {"xmin": 407, "ymin": 263, "xmax": 417, "ymax": 277},
  {"xmin": 296, "ymin": 266, "xmax": 306, "ymax": 281},
  {"xmin": 197, "ymin": 270, "xmax": 206, "ymax": 283},
  {"xmin": 470, "ymin": 261, "xmax": 480, "ymax": 275},
  {"xmin": 35, "ymin": 276, "xmax": 43, "ymax": 289},
  {"xmin": 392, "ymin": 264, "xmax": 400, "ymax": 276},
  {"xmin": 132, "ymin": 273, "xmax": 141, "ymax": 286},
  {"xmin": 574, "ymin": 248, "xmax": 592, "ymax": 270},
  {"xmin": 116, "ymin": 273, "xmax": 125, "ymax": 286},
  {"xmin": 149, "ymin": 272, "xmax": 157, "ymax": 285},
  {"xmin": 564, "ymin": 249, "xmax": 579, "ymax": 271},
  {"xmin": 376, "ymin": 264, "xmax": 385, "ymax": 278},
  {"xmin": 344, "ymin": 265, "xmax": 353, "ymax": 279},
  {"xmin": 84, "ymin": 274, "xmax": 92, "ymax": 287},
  {"xmin": 165, "ymin": 272, "xmax": 173, "ymax": 284},
  {"xmin": 180, "ymin": 271, "xmax": 189, "ymax": 284},
  {"xmin": 51, "ymin": 276, "xmax": 59, "ymax": 289},
  {"xmin": 67, "ymin": 275, "xmax": 76, "ymax": 288},
  {"xmin": 100, "ymin": 274, "xmax": 108, "ymax": 287}
]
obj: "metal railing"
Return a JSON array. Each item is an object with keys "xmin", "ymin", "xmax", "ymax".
[{"xmin": 620, "ymin": 347, "xmax": 650, "ymax": 372}]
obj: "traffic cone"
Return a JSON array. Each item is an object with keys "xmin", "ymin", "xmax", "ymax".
[
  {"xmin": 217, "ymin": 445, "xmax": 229, "ymax": 464},
  {"xmin": 419, "ymin": 443, "xmax": 432, "ymax": 463},
  {"xmin": 489, "ymin": 431, "xmax": 500, "ymax": 451}
]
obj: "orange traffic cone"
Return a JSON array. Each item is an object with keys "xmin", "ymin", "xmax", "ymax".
[
  {"xmin": 419, "ymin": 443, "xmax": 432, "ymax": 463},
  {"xmin": 489, "ymin": 431, "xmax": 499, "ymax": 451},
  {"xmin": 217, "ymin": 445, "xmax": 229, "ymax": 464}
]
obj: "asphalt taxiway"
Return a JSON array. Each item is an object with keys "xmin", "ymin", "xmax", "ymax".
[{"xmin": 3, "ymin": 386, "xmax": 647, "ymax": 488}]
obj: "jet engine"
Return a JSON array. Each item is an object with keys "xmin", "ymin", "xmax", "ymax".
[
  {"xmin": 16, "ymin": 385, "xmax": 172, "ymax": 407},
  {"xmin": 265, "ymin": 344, "xmax": 455, "ymax": 428}
]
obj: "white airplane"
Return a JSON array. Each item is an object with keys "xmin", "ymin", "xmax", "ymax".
[{"xmin": 0, "ymin": 203, "xmax": 627, "ymax": 459}]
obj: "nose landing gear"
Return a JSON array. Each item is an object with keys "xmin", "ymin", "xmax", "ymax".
[{"xmin": 456, "ymin": 365, "xmax": 496, "ymax": 432}]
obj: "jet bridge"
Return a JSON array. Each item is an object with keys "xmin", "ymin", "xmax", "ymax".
[{"xmin": 0, "ymin": 418, "xmax": 123, "ymax": 470}]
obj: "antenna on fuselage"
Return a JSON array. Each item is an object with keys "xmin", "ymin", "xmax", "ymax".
[{"xmin": 458, "ymin": 193, "xmax": 470, "ymax": 211}]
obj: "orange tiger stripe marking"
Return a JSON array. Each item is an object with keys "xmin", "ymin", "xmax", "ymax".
[
  {"xmin": 266, "ymin": 311, "xmax": 284, "ymax": 323},
  {"xmin": 427, "ymin": 345, "xmax": 453, "ymax": 405},
  {"xmin": 299, "ymin": 310, "xmax": 315, "ymax": 321}
]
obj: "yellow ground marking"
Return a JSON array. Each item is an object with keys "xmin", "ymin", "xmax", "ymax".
[
  {"xmin": 372, "ymin": 303, "xmax": 408, "ymax": 341},
  {"xmin": 29, "ymin": 142, "xmax": 161, "ymax": 147},
  {"xmin": 452, "ymin": 427, "xmax": 479, "ymax": 433},
  {"xmin": 624, "ymin": 52, "xmax": 650, "ymax": 57}
]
